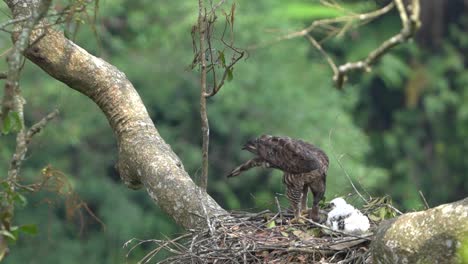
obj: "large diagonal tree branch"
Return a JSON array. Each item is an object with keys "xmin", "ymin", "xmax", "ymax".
[{"xmin": 4, "ymin": 0, "xmax": 226, "ymax": 229}]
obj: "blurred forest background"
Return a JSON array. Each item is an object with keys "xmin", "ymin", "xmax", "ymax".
[{"xmin": 0, "ymin": 0, "xmax": 467, "ymax": 263}]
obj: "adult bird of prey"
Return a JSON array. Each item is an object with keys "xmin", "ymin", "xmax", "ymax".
[{"xmin": 227, "ymin": 135, "xmax": 329, "ymax": 222}]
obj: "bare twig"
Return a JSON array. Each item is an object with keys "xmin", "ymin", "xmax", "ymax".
[
  {"xmin": 275, "ymin": 196, "xmax": 283, "ymax": 221},
  {"xmin": 208, "ymin": 0, "xmax": 227, "ymax": 15},
  {"xmin": 253, "ymin": 0, "xmax": 420, "ymax": 89},
  {"xmin": 249, "ymin": 1, "xmax": 395, "ymax": 50},
  {"xmin": 328, "ymin": 127, "xmax": 368, "ymax": 203},
  {"xmin": 304, "ymin": 34, "xmax": 338, "ymax": 77},
  {"xmin": 418, "ymin": 190, "xmax": 430, "ymax": 209},
  {"xmin": 387, "ymin": 204, "xmax": 403, "ymax": 216},
  {"xmin": 333, "ymin": 0, "xmax": 421, "ymax": 88},
  {"xmin": 138, "ymin": 234, "xmax": 191, "ymax": 264}
]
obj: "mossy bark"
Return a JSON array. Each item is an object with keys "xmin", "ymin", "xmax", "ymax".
[{"xmin": 371, "ymin": 198, "xmax": 468, "ymax": 264}]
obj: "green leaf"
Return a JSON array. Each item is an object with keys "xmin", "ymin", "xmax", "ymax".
[
  {"xmin": 0, "ymin": 230, "xmax": 16, "ymax": 241},
  {"xmin": 10, "ymin": 112, "xmax": 22, "ymax": 131},
  {"xmin": 1, "ymin": 111, "xmax": 22, "ymax": 134},
  {"xmin": 292, "ymin": 229, "xmax": 304, "ymax": 238},
  {"xmin": 226, "ymin": 68, "xmax": 233, "ymax": 82},
  {"xmin": 368, "ymin": 214, "xmax": 380, "ymax": 222},
  {"xmin": 266, "ymin": 220, "xmax": 276, "ymax": 228},
  {"xmin": 1, "ymin": 114, "xmax": 11, "ymax": 134},
  {"xmin": 13, "ymin": 193, "xmax": 27, "ymax": 207},
  {"xmin": 218, "ymin": 51, "xmax": 226, "ymax": 67},
  {"xmin": 306, "ymin": 228, "xmax": 321, "ymax": 237},
  {"xmin": 0, "ymin": 182, "xmax": 9, "ymax": 190},
  {"xmin": 19, "ymin": 224, "xmax": 38, "ymax": 235},
  {"xmin": 379, "ymin": 207, "xmax": 387, "ymax": 219}
]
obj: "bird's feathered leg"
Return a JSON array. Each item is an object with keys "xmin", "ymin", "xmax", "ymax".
[
  {"xmin": 309, "ymin": 182, "xmax": 326, "ymax": 223},
  {"xmin": 301, "ymin": 184, "xmax": 309, "ymax": 212},
  {"xmin": 226, "ymin": 157, "xmax": 270, "ymax": 178},
  {"xmin": 284, "ymin": 173, "xmax": 305, "ymax": 224},
  {"xmin": 286, "ymin": 185, "xmax": 302, "ymax": 223}
]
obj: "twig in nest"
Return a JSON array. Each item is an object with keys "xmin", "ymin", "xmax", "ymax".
[{"xmin": 275, "ymin": 196, "xmax": 283, "ymax": 222}]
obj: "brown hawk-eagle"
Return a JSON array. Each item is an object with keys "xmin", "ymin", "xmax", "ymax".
[{"xmin": 227, "ymin": 135, "xmax": 329, "ymax": 222}]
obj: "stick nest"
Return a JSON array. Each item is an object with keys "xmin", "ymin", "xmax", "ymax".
[{"xmin": 126, "ymin": 197, "xmax": 398, "ymax": 263}]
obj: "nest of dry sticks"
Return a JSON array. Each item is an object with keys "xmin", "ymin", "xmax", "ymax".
[{"xmin": 126, "ymin": 197, "xmax": 398, "ymax": 264}]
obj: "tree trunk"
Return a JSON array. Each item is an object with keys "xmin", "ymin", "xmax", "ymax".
[
  {"xmin": 371, "ymin": 197, "xmax": 468, "ymax": 263},
  {"xmin": 4, "ymin": 0, "xmax": 226, "ymax": 229}
]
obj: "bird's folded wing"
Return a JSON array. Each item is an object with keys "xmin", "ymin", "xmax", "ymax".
[{"xmin": 253, "ymin": 135, "xmax": 327, "ymax": 174}]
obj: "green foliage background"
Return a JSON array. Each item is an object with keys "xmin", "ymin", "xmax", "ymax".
[{"xmin": 0, "ymin": 0, "xmax": 467, "ymax": 263}]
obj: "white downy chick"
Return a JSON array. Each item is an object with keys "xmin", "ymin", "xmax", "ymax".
[{"xmin": 325, "ymin": 197, "xmax": 370, "ymax": 234}]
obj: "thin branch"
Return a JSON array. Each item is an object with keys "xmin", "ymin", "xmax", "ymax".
[
  {"xmin": 194, "ymin": 1, "xmax": 244, "ymax": 188},
  {"xmin": 198, "ymin": 0, "xmax": 210, "ymax": 190},
  {"xmin": 251, "ymin": 0, "xmax": 420, "ymax": 89},
  {"xmin": 25, "ymin": 109, "xmax": 59, "ymax": 142},
  {"xmin": 204, "ymin": 50, "xmax": 244, "ymax": 98},
  {"xmin": 0, "ymin": 16, "xmax": 31, "ymax": 31},
  {"xmin": 1, "ymin": 0, "xmax": 51, "ymax": 126},
  {"xmin": 304, "ymin": 34, "xmax": 338, "ymax": 77},
  {"xmin": 204, "ymin": 4, "xmax": 244, "ymax": 98},
  {"xmin": 418, "ymin": 190, "xmax": 430, "ymax": 209},
  {"xmin": 4, "ymin": 0, "xmax": 52, "ymax": 182},
  {"xmin": 208, "ymin": 0, "xmax": 227, "ymax": 15},
  {"xmin": 333, "ymin": 0, "xmax": 421, "ymax": 88},
  {"xmin": 8, "ymin": 109, "xmax": 59, "ymax": 182},
  {"xmin": 249, "ymin": 2, "xmax": 395, "ymax": 50},
  {"xmin": 4, "ymin": 108, "xmax": 58, "ymax": 243}
]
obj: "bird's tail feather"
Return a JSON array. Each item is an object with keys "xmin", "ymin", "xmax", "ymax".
[{"xmin": 226, "ymin": 158, "xmax": 269, "ymax": 178}]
